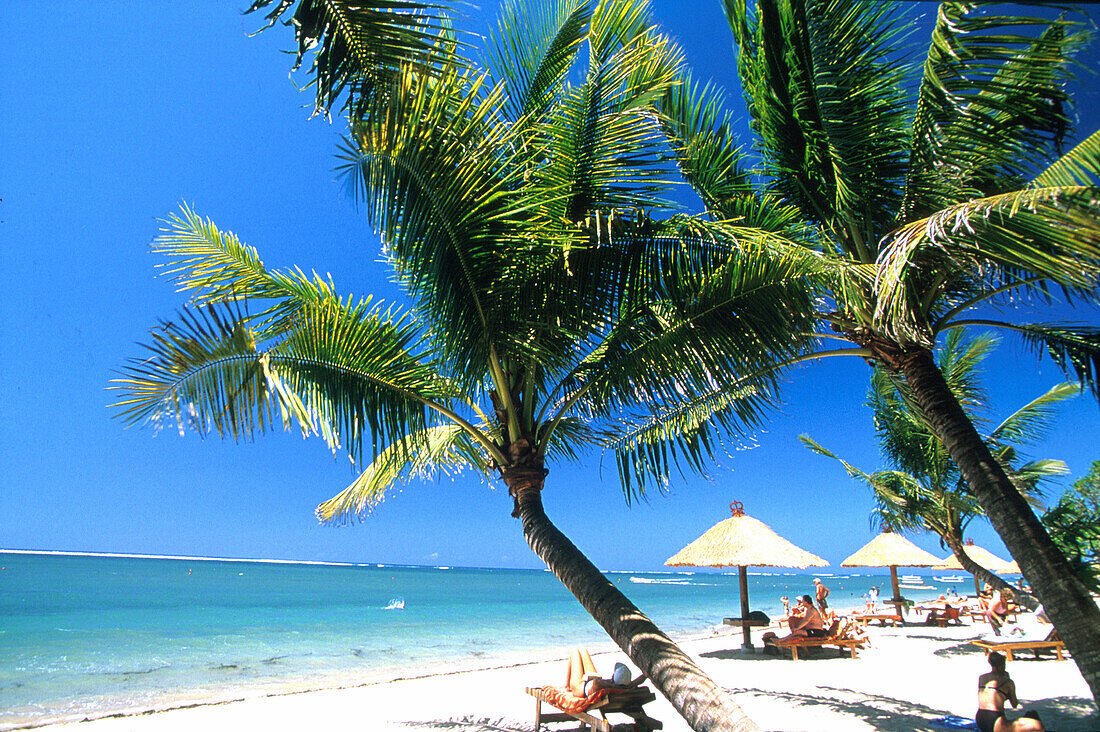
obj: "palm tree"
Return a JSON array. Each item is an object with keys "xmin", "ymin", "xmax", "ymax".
[
  {"xmin": 112, "ymin": 2, "xmax": 820, "ymax": 730},
  {"xmin": 802, "ymin": 330, "xmax": 1078, "ymax": 604},
  {"xmin": 656, "ymin": 0, "xmax": 1100, "ymax": 701}
]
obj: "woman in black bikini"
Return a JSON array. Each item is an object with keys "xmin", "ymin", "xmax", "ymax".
[{"xmin": 976, "ymin": 652, "xmax": 1044, "ymax": 731}]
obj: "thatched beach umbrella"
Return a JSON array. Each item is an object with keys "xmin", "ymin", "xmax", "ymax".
[
  {"xmin": 933, "ymin": 539, "xmax": 1015, "ymax": 594},
  {"xmin": 665, "ymin": 502, "xmax": 827, "ymax": 649},
  {"xmin": 841, "ymin": 530, "xmax": 942, "ymax": 611}
]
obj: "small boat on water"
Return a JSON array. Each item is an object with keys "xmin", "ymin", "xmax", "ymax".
[
  {"xmin": 934, "ymin": 575, "xmax": 965, "ymax": 583},
  {"xmin": 899, "ymin": 574, "xmax": 934, "ymax": 590}
]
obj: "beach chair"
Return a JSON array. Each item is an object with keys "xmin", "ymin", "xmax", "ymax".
[
  {"xmin": 971, "ymin": 627, "xmax": 1065, "ymax": 662},
  {"xmin": 852, "ymin": 612, "xmax": 903, "ymax": 628},
  {"xmin": 766, "ymin": 620, "xmax": 868, "ymax": 661},
  {"xmin": 526, "ymin": 683, "xmax": 663, "ymax": 732}
]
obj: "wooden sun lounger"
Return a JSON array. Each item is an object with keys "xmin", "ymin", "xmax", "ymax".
[
  {"xmin": 771, "ymin": 634, "xmax": 866, "ymax": 661},
  {"xmin": 852, "ymin": 613, "xmax": 902, "ymax": 627},
  {"xmin": 971, "ymin": 629, "xmax": 1065, "ymax": 662},
  {"xmin": 527, "ymin": 685, "xmax": 663, "ymax": 732},
  {"xmin": 766, "ymin": 620, "xmax": 868, "ymax": 661}
]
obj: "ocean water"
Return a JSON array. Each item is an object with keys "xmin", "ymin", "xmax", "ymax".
[{"xmin": 0, "ymin": 551, "xmax": 962, "ymax": 728}]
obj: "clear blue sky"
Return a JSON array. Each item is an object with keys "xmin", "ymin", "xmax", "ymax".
[{"xmin": 2, "ymin": 1, "xmax": 1097, "ymax": 573}]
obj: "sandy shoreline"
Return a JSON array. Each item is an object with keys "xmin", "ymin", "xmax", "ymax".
[{"xmin": 17, "ymin": 622, "xmax": 1098, "ymax": 732}]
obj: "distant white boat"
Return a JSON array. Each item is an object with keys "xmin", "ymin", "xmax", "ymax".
[
  {"xmin": 383, "ymin": 597, "xmax": 405, "ymax": 610},
  {"xmin": 935, "ymin": 575, "xmax": 965, "ymax": 583},
  {"xmin": 900, "ymin": 575, "xmax": 922, "ymax": 584}
]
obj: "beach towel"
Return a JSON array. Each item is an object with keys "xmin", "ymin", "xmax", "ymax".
[
  {"xmin": 930, "ymin": 715, "xmax": 978, "ymax": 729},
  {"xmin": 535, "ymin": 685, "xmax": 609, "ymax": 713}
]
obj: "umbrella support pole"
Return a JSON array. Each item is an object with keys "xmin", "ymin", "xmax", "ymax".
[{"xmin": 738, "ymin": 566, "xmax": 752, "ymax": 649}]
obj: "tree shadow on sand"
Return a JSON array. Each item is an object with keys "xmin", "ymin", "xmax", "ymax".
[
  {"xmin": 729, "ymin": 686, "xmax": 1099, "ymax": 731},
  {"xmin": 933, "ymin": 641, "xmax": 987, "ymax": 659},
  {"xmin": 399, "ymin": 718, "xmax": 533, "ymax": 731}
]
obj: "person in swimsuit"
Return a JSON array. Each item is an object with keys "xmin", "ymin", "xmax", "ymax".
[
  {"xmin": 564, "ymin": 647, "xmax": 641, "ymax": 696},
  {"xmin": 763, "ymin": 595, "xmax": 827, "ymax": 644},
  {"xmin": 813, "ymin": 578, "xmax": 830, "ymax": 613},
  {"xmin": 987, "ymin": 587, "xmax": 1010, "ymax": 635},
  {"xmin": 976, "ymin": 652, "xmax": 1044, "ymax": 731}
]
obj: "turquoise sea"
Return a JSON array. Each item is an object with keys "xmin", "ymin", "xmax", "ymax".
[{"xmin": 0, "ymin": 551, "xmax": 964, "ymax": 729}]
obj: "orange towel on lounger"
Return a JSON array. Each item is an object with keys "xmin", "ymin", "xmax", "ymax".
[{"xmin": 537, "ymin": 685, "xmax": 615, "ymax": 713}]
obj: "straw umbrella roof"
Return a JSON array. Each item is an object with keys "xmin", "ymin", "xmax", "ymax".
[
  {"xmin": 665, "ymin": 503, "xmax": 827, "ymax": 568},
  {"xmin": 841, "ymin": 531, "xmax": 943, "ymax": 568},
  {"xmin": 933, "ymin": 543, "xmax": 1015, "ymax": 573}
]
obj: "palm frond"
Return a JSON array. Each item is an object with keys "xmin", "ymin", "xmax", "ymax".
[
  {"xmin": 338, "ymin": 63, "xmax": 534, "ymax": 387},
  {"xmin": 553, "ymin": 217, "xmax": 820, "ymax": 423},
  {"xmin": 1032, "ymin": 129, "xmax": 1100, "ymax": 187},
  {"xmin": 110, "ymin": 301, "xmax": 273, "ymax": 437},
  {"xmin": 990, "ymin": 380, "xmax": 1081, "ymax": 445},
  {"xmin": 875, "ymin": 186, "xmax": 1100, "ymax": 338},
  {"xmin": 534, "ymin": 20, "xmax": 685, "ymax": 221},
  {"xmin": 728, "ymin": 0, "xmax": 911, "ymax": 257},
  {"xmin": 608, "ymin": 385, "xmax": 769, "ymax": 502},
  {"xmin": 317, "ymin": 424, "xmax": 489, "ymax": 524},
  {"xmin": 482, "ymin": 0, "xmax": 592, "ymax": 123},
  {"xmin": 902, "ymin": 5, "xmax": 1088, "ymax": 219},
  {"xmin": 246, "ymin": 0, "xmax": 460, "ymax": 116},
  {"xmin": 1013, "ymin": 322, "xmax": 1100, "ymax": 401},
  {"xmin": 152, "ymin": 205, "xmax": 355, "ymax": 338}
]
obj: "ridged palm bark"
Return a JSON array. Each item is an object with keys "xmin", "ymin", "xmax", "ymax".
[
  {"xmin": 898, "ymin": 347, "xmax": 1100, "ymax": 699},
  {"xmin": 507, "ymin": 460, "xmax": 759, "ymax": 732}
]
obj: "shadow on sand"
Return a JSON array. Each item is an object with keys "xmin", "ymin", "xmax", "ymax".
[{"xmin": 728, "ymin": 685, "xmax": 1099, "ymax": 731}]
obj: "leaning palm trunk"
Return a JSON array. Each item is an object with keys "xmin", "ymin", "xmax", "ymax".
[
  {"xmin": 941, "ymin": 534, "xmax": 1038, "ymax": 610},
  {"xmin": 900, "ymin": 348, "xmax": 1100, "ymax": 704},
  {"xmin": 506, "ymin": 468, "xmax": 758, "ymax": 732}
]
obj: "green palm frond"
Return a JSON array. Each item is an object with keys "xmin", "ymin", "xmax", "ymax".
[
  {"xmin": 727, "ymin": 0, "xmax": 910, "ymax": 257},
  {"xmin": 656, "ymin": 71, "xmax": 812, "ymax": 237},
  {"xmin": 902, "ymin": 5, "xmax": 1086, "ymax": 218},
  {"xmin": 799, "ymin": 435, "xmax": 879, "ymax": 488},
  {"xmin": 1033, "ymin": 129, "xmax": 1100, "ymax": 187},
  {"xmin": 609, "ymin": 385, "xmax": 769, "ymax": 501},
  {"xmin": 151, "ymin": 205, "xmax": 350, "ymax": 338},
  {"xmin": 112, "ymin": 292, "xmax": 471, "ymax": 469},
  {"xmin": 554, "ymin": 219, "xmax": 820, "ymax": 422},
  {"xmin": 1006, "ymin": 457, "xmax": 1068, "ymax": 505},
  {"xmin": 246, "ymin": 0, "xmax": 459, "ymax": 116},
  {"xmin": 990, "ymin": 380, "xmax": 1081, "ymax": 445},
  {"xmin": 1012, "ymin": 322, "xmax": 1100, "ymax": 400},
  {"xmin": 317, "ymin": 424, "xmax": 490, "ymax": 524},
  {"xmin": 111, "ymin": 301, "xmax": 273, "ymax": 437},
  {"xmin": 337, "ymin": 63, "xmax": 534, "ymax": 386},
  {"xmin": 875, "ymin": 186, "xmax": 1100, "ymax": 336},
  {"xmin": 483, "ymin": 0, "xmax": 592, "ymax": 123},
  {"xmin": 535, "ymin": 21, "xmax": 685, "ymax": 221}
]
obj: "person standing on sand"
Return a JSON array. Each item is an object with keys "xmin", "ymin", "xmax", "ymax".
[
  {"xmin": 977, "ymin": 652, "xmax": 1045, "ymax": 731},
  {"xmin": 813, "ymin": 578, "xmax": 830, "ymax": 613},
  {"xmin": 866, "ymin": 585, "xmax": 879, "ymax": 612}
]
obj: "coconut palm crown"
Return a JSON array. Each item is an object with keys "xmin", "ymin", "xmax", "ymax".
[
  {"xmin": 112, "ymin": 2, "xmax": 820, "ymax": 730},
  {"xmin": 657, "ymin": 0, "xmax": 1100, "ymax": 701}
]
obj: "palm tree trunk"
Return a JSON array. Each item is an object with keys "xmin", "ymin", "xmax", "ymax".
[
  {"xmin": 506, "ymin": 469, "xmax": 759, "ymax": 732},
  {"xmin": 900, "ymin": 347, "xmax": 1100, "ymax": 705},
  {"xmin": 940, "ymin": 534, "xmax": 1038, "ymax": 610}
]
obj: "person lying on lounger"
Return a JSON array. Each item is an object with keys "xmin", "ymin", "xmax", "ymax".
[{"xmin": 565, "ymin": 647, "xmax": 643, "ymax": 697}]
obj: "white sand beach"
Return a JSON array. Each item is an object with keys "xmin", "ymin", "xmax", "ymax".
[{"xmin": 31, "ymin": 620, "xmax": 1097, "ymax": 732}]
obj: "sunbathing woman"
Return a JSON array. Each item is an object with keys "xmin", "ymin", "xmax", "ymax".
[
  {"xmin": 565, "ymin": 648, "xmax": 641, "ymax": 697},
  {"xmin": 977, "ymin": 652, "xmax": 1044, "ymax": 731}
]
